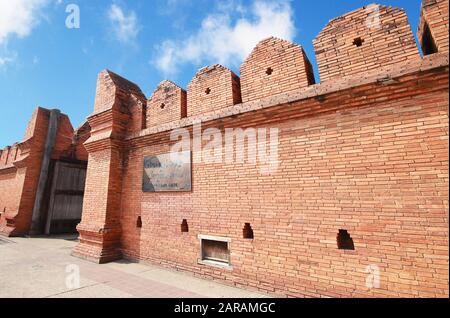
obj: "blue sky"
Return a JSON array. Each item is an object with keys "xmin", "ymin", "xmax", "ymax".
[{"xmin": 0, "ymin": 0, "xmax": 422, "ymax": 148}]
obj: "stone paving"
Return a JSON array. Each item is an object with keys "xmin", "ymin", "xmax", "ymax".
[{"xmin": 0, "ymin": 235, "xmax": 269, "ymax": 298}]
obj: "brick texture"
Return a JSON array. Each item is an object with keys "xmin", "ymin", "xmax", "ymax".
[
  {"xmin": 73, "ymin": 50, "xmax": 449, "ymax": 297},
  {"xmin": 147, "ymin": 80, "xmax": 187, "ymax": 128},
  {"xmin": 187, "ymin": 64, "xmax": 242, "ymax": 117},
  {"xmin": 73, "ymin": 70, "xmax": 145, "ymax": 263},
  {"xmin": 0, "ymin": 108, "xmax": 89, "ymax": 236},
  {"xmin": 240, "ymin": 37, "xmax": 315, "ymax": 103},
  {"xmin": 2, "ymin": 0, "xmax": 442, "ymax": 298},
  {"xmin": 116, "ymin": 60, "xmax": 449, "ymax": 298},
  {"xmin": 93, "ymin": 70, "xmax": 147, "ymax": 133},
  {"xmin": 314, "ymin": 4, "xmax": 421, "ymax": 82},
  {"xmin": 418, "ymin": 0, "xmax": 449, "ymax": 54}
]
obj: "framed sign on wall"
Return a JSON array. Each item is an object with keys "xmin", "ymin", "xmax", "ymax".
[{"xmin": 142, "ymin": 151, "xmax": 192, "ymax": 192}]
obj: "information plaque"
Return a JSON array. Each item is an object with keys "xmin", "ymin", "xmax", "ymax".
[{"xmin": 142, "ymin": 151, "xmax": 191, "ymax": 192}]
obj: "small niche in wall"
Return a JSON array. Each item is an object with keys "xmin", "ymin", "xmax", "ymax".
[
  {"xmin": 181, "ymin": 219, "xmax": 189, "ymax": 233},
  {"xmin": 136, "ymin": 216, "xmax": 142, "ymax": 228},
  {"xmin": 205, "ymin": 87, "xmax": 211, "ymax": 95},
  {"xmin": 266, "ymin": 67, "xmax": 273, "ymax": 75},
  {"xmin": 6, "ymin": 217, "xmax": 14, "ymax": 226},
  {"xmin": 353, "ymin": 37, "xmax": 364, "ymax": 47},
  {"xmin": 337, "ymin": 229, "xmax": 355, "ymax": 250},
  {"xmin": 243, "ymin": 223, "xmax": 254, "ymax": 239},
  {"xmin": 160, "ymin": 103, "xmax": 166, "ymax": 110}
]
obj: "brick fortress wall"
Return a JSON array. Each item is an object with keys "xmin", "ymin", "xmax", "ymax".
[
  {"xmin": 0, "ymin": 108, "xmax": 90, "ymax": 236},
  {"xmin": 53, "ymin": 1, "xmax": 450, "ymax": 297}
]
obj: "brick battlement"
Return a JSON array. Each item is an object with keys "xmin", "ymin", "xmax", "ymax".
[
  {"xmin": 84, "ymin": 2, "xmax": 448, "ymax": 133},
  {"xmin": 187, "ymin": 64, "xmax": 242, "ymax": 117},
  {"xmin": 314, "ymin": 4, "xmax": 421, "ymax": 82},
  {"xmin": 147, "ymin": 80, "xmax": 187, "ymax": 128},
  {"xmin": 125, "ymin": 51, "xmax": 448, "ymax": 143},
  {"xmin": 241, "ymin": 37, "xmax": 315, "ymax": 103}
]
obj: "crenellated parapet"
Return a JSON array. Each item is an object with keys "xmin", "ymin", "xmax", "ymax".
[
  {"xmin": 240, "ymin": 37, "xmax": 315, "ymax": 103},
  {"xmin": 0, "ymin": 145, "xmax": 18, "ymax": 169},
  {"xmin": 187, "ymin": 64, "xmax": 242, "ymax": 117},
  {"xmin": 84, "ymin": 2, "xmax": 448, "ymax": 135},
  {"xmin": 147, "ymin": 80, "xmax": 187, "ymax": 127},
  {"xmin": 314, "ymin": 4, "xmax": 420, "ymax": 82},
  {"xmin": 418, "ymin": 0, "xmax": 449, "ymax": 55},
  {"xmin": 88, "ymin": 2, "xmax": 449, "ymax": 135}
]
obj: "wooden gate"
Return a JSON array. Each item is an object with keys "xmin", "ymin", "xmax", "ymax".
[{"xmin": 44, "ymin": 161, "xmax": 87, "ymax": 235}]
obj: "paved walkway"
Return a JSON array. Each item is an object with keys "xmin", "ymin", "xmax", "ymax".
[{"xmin": 0, "ymin": 235, "xmax": 268, "ymax": 298}]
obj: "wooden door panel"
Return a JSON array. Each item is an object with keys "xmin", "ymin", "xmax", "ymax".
[{"xmin": 45, "ymin": 161, "xmax": 86, "ymax": 234}]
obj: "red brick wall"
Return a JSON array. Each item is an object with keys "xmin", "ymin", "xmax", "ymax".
[
  {"xmin": 0, "ymin": 146, "xmax": 13, "ymax": 167},
  {"xmin": 118, "ymin": 75, "xmax": 448, "ymax": 298},
  {"xmin": 418, "ymin": 0, "xmax": 449, "ymax": 54},
  {"xmin": 0, "ymin": 108, "xmax": 90, "ymax": 236},
  {"xmin": 0, "ymin": 108, "xmax": 50, "ymax": 235},
  {"xmin": 74, "ymin": 122, "xmax": 91, "ymax": 162},
  {"xmin": 0, "ymin": 146, "xmax": 21, "ymax": 210},
  {"xmin": 92, "ymin": 70, "xmax": 147, "ymax": 133},
  {"xmin": 93, "ymin": 71, "xmax": 119, "ymax": 114},
  {"xmin": 314, "ymin": 4, "xmax": 420, "ymax": 82},
  {"xmin": 147, "ymin": 80, "xmax": 187, "ymax": 127},
  {"xmin": 73, "ymin": 1, "xmax": 449, "ymax": 297},
  {"xmin": 0, "ymin": 168, "xmax": 26, "ymax": 228},
  {"xmin": 187, "ymin": 64, "xmax": 241, "ymax": 117},
  {"xmin": 52, "ymin": 114, "xmax": 76, "ymax": 160},
  {"xmin": 240, "ymin": 37, "xmax": 315, "ymax": 103}
]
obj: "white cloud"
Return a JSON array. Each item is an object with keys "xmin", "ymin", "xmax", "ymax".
[
  {"xmin": 0, "ymin": 0, "xmax": 50, "ymax": 45},
  {"xmin": 0, "ymin": 0, "xmax": 50, "ymax": 69},
  {"xmin": 0, "ymin": 55, "xmax": 16, "ymax": 67},
  {"xmin": 153, "ymin": 0, "xmax": 296, "ymax": 76},
  {"xmin": 108, "ymin": 4, "xmax": 140, "ymax": 44}
]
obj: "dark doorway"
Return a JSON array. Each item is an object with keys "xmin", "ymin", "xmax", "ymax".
[{"xmin": 44, "ymin": 161, "xmax": 87, "ymax": 235}]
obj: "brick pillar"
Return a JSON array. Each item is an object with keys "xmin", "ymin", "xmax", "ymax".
[
  {"xmin": 72, "ymin": 70, "xmax": 145, "ymax": 263},
  {"xmin": 29, "ymin": 109, "xmax": 60, "ymax": 235},
  {"xmin": 71, "ymin": 125, "xmax": 125, "ymax": 263}
]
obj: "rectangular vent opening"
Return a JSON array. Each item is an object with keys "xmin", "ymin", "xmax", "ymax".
[
  {"xmin": 198, "ymin": 235, "xmax": 232, "ymax": 268},
  {"xmin": 201, "ymin": 239, "xmax": 229, "ymax": 265}
]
